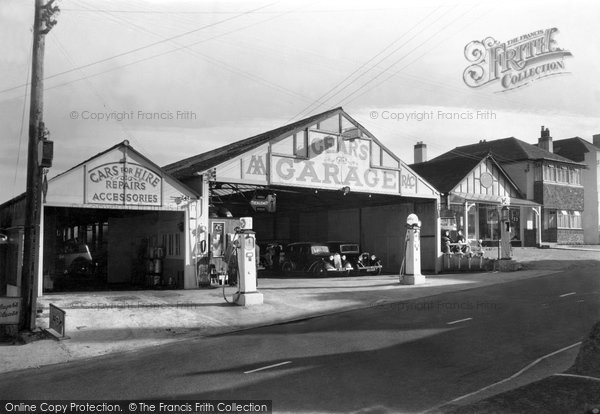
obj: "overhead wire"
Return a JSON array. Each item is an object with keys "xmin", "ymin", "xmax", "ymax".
[
  {"xmin": 335, "ymin": 3, "xmax": 484, "ymax": 108},
  {"xmin": 289, "ymin": 1, "xmax": 453, "ymax": 121},
  {"xmin": 82, "ymin": 2, "xmax": 317, "ymax": 105},
  {"xmin": 0, "ymin": 0, "xmax": 280, "ymax": 96}
]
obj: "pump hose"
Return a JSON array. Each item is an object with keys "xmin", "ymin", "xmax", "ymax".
[{"xmin": 399, "ymin": 231, "xmax": 410, "ymax": 279}]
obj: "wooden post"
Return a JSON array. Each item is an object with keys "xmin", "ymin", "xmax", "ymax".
[{"xmin": 20, "ymin": 0, "xmax": 58, "ymax": 330}]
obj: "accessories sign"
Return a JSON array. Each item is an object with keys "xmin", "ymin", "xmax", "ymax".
[{"xmin": 85, "ymin": 162, "xmax": 163, "ymax": 206}]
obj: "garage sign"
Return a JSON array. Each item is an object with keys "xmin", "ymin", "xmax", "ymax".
[
  {"xmin": 270, "ymin": 136, "xmax": 399, "ymax": 194},
  {"xmin": 84, "ymin": 162, "xmax": 163, "ymax": 206}
]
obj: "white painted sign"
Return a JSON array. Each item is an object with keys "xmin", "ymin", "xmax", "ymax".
[
  {"xmin": 271, "ymin": 135, "xmax": 399, "ymax": 194},
  {"xmin": 85, "ymin": 162, "xmax": 162, "ymax": 206},
  {"xmin": 0, "ymin": 297, "xmax": 21, "ymax": 325}
]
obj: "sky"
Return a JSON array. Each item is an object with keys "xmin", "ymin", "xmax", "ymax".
[{"xmin": 1, "ymin": 0, "xmax": 599, "ymax": 204}]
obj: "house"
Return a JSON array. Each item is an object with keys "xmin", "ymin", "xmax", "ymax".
[
  {"xmin": 411, "ymin": 126, "xmax": 586, "ymax": 245},
  {"xmin": 411, "ymin": 150, "xmax": 541, "ymax": 247},
  {"xmin": 553, "ymin": 135, "xmax": 600, "ymax": 244}
]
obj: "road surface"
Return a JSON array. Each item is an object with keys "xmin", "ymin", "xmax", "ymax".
[{"xmin": 1, "ymin": 267, "xmax": 598, "ymax": 413}]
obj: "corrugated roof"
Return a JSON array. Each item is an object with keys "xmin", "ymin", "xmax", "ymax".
[
  {"xmin": 431, "ymin": 137, "xmax": 584, "ymax": 166},
  {"xmin": 553, "ymin": 137, "xmax": 598, "ymax": 163},
  {"xmin": 163, "ymin": 107, "xmax": 345, "ymax": 179}
]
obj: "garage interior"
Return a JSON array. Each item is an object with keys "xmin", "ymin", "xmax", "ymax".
[
  {"xmin": 208, "ymin": 183, "xmax": 438, "ymax": 274},
  {"xmin": 43, "ymin": 206, "xmax": 185, "ymax": 292}
]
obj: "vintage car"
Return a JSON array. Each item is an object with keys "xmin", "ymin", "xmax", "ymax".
[
  {"xmin": 325, "ymin": 241, "xmax": 382, "ymax": 275},
  {"xmin": 57, "ymin": 240, "xmax": 94, "ymax": 277},
  {"xmin": 281, "ymin": 242, "xmax": 352, "ymax": 276}
]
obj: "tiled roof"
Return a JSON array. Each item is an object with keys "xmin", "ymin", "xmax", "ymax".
[
  {"xmin": 410, "ymin": 156, "xmax": 481, "ymax": 193},
  {"xmin": 553, "ymin": 137, "xmax": 598, "ymax": 163},
  {"xmin": 431, "ymin": 137, "xmax": 583, "ymax": 166},
  {"xmin": 163, "ymin": 107, "xmax": 345, "ymax": 179}
]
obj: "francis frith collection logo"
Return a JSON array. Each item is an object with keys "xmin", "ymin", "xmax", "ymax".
[{"xmin": 463, "ymin": 28, "xmax": 572, "ymax": 92}]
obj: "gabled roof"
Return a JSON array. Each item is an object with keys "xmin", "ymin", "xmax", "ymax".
[
  {"xmin": 431, "ymin": 137, "xmax": 584, "ymax": 166},
  {"xmin": 50, "ymin": 140, "xmax": 200, "ymax": 196},
  {"xmin": 410, "ymin": 153, "xmax": 521, "ymax": 197},
  {"xmin": 410, "ymin": 156, "xmax": 481, "ymax": 194},
  {"xmin": 163, "ymin": 107, "xmax": 385, "ymax": 180},
  {"xmin": 553, "ymin": 137, "xmax": 599, "ymax": 163}
]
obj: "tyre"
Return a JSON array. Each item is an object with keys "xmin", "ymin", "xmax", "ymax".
[
  {"xmin": 311, "ymin": 262, "xmax": 327, "ymax": 277},
  {"xmin": 281, "ymin": 261, "xmax": 293, "ymax": 276}
]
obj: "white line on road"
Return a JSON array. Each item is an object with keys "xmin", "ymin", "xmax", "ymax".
[
  {"xmin": 447, "ymin": 317, "xmax": 473, "ymax": 325},
  {"xmin": 553, "ymin": 373, "xmax": 600, "ymax": 382},
  {"xmin": 244, "ymin": 361, "xmax": 292, "ymax": 374},
  {"xmin": 425, "ymin": 341, "xmax": 582, "ymax": 413},
  {"xmin": 559, "ymin": 292, "xmax": 576, "ymax": 298}
]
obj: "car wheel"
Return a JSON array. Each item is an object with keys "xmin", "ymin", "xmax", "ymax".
[
  {"xmin": 311, "ymin": 262, "xmax": 327, "ymax": 277},
  {"xmin": 375, "ymin": 267, "xmax": 382, "ymax": 276},
  {"xmin": 70, "ymin": 258, "xmax": 92, "ymax": 277},
  {"xmin": 281, "ymin": 262, "xmax": 293, "ymax": 276}
]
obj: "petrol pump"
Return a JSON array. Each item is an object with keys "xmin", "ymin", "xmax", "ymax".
[
  {"xmin": 401, "ymin": 213, "xmax": 426, "ymax": 285},
  {"xmin": 231, "ymin": 217, "xmax": 264, "ymax": 306},
  {"xmin": 500, "ymin": 206, "xmax": 512, "ymax": 259}
]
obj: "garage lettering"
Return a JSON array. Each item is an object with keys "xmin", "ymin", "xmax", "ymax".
[
  {"xmin": 89, "ymin": 164, "xmax": 161, "ymax": 188},
  {"xmin": 309, "ymin": 136, "xmax": 369, "ymax": 160},
  {"xmin": 91, "ymin": 192, "xmax": 159, "ymax": 203},
  {"xmin": 274, "ymin": 158, "xmax": 398, "ymax": 191},
  {"xmin": 86, "ymin": 162, "xmax": 162, "ymax": 205}
]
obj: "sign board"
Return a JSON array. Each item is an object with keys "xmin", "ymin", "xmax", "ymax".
[
  {"xmin": 271, "ymin": 135, "xmax": 399, "ymax": 194},
  {"xmin": 49, "ymin": 304, "xmax": 66, "ymax": 337},
  {"xmin": 0, "ymin": 297, "xmax": 21, "ymax": 325},
  {"xmin": 250, "ymin": 194, "xmax": 276, "ymax": 212},
  {"xmin": 84, "ymin": 162, "xmax": 163, "ymax": 206}
]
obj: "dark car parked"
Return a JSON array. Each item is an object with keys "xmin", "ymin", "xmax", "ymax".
[
  {"xmin": 281, "ymin": 242, "xmax": 352, "ymax": 276},
  {"xmin": 325, "ymin": 241, "xmax": 382, "ymax": 275}
]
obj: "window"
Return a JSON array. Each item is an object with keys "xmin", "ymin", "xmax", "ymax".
[
  {"xmin": 557, "ymin": 210, "xmax": 583, "ymax": 229},
  {"xmin": 371, "ymin": 143, "xmax": 381, "ymax": 167},
  {"xmin": 570, "ymin": 169, "xmax": 581, "ymax": 185},
  {"xmin": 572, "ymin": 211, "xmax": 582, "ymax": 229},
  {"xmin": 558, "ymin": 210, "xmax": 569, "ymax": 228},
  {"xmin": 294, "ymin": 130, "xmax": 307, "ymax": 158},
  {"xmin": 543, "ymin": 163, "xmax": 582, "ymax": 185},
  {"xmin": 543, "ymin": 210, "xmax": 556, "ymax": 230}
]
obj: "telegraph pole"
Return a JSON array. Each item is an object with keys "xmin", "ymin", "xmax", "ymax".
[{"xmin": 20, "ymin": 0, "xmax": 58, "ymax": 331}]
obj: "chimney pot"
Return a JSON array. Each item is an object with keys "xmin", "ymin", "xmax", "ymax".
[
  {"xmin": 538, "ymin": 125, "xmax": 553, "ymax": 152},
  {"xmin": 414, "ymin": 141, "xmax": 427, "ymax": 163}
]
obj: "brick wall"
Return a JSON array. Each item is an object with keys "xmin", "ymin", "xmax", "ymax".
[
  {"xmin": 557, "ymin": 229, "xmax": 584, "ymax": 244},
  {"xmin": 534, "ymin": 182, "xmax": 584, "ymax": 210}
]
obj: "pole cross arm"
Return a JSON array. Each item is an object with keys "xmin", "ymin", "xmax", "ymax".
[{"xmin": 40, "ymin": 0, "xmax": 60, "ymax": 34}]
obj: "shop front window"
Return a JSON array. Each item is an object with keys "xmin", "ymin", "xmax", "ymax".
[
  {"xmin": 467, "ymin": 206, "xmax": 477, "ymax": 240},
  {"xmin": 479, "ymin": 205, "xmax": 499, "ymax": 241}
]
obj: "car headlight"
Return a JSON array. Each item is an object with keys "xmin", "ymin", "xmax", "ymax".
[
  {"xmin": 371, "ymin": 255, "xmax": 376, "ymax": 260},
  {"xmin": 342, "ymin": 255, "xmax": 346, "ymax": 260},
  {"xmin": 329, "ymin": 255, "xmax": 334, "ymax": 261}
]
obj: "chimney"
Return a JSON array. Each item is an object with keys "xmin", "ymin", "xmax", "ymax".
[
  {"xmin": 538, "ymin": 125, "xmax": 553, "ymax": 153},
  {"xmin": 593, "ymin": 134, "xmax": 600, "ymax": 148},
  {"xmin": 414, "ymin": 141, "xmax": 427, "ymax": 163}
]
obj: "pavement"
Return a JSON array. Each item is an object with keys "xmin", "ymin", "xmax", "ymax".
[{"xmin": 1, "ymin": 247, "xmax": 599, "ymax": 379}]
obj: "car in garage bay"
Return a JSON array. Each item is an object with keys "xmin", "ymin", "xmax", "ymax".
[
  {"xmin": 281, "ymin": 242, "xmax": 352, "ymax": 276},
  {"xmin": 326, "ymin": 241, "xmax": 382, "ymax": 275}
]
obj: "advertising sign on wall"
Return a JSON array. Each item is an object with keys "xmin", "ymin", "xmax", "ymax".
[
  {"xmin": 271, "ymin": 134, "xmax": 400, "ymax": 194},
  {"xmin": 84, "ymin": 162, "xmax": 163, "ymax": 206}
]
